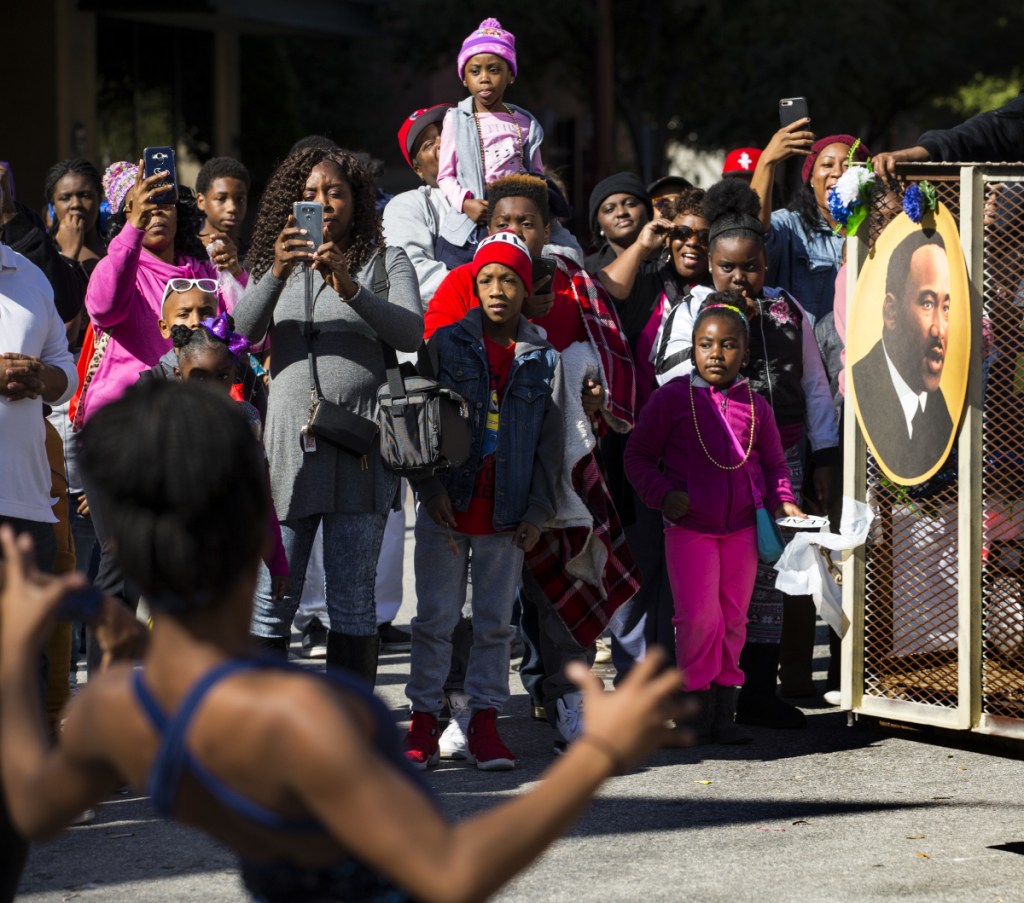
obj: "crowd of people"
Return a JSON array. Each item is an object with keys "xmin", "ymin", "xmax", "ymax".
[{"xmin": 2, "ymin": 15, "xmax": 1022, "ymax": 903}]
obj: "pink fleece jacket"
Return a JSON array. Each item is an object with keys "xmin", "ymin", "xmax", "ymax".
[
  {"xmin": 624, "ymin": 374, "xmax": 795, "ymax": 536},
  {"xmin": 82, "ymin": 225, "xmax": 227, "ymax": 421}
]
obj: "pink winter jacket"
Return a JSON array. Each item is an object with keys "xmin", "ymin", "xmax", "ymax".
[
  {"xmin": 624, "ymin": 374, "xmax": 795, "ymax": 535},
  {"xmin": 82, "ymin": 225, "xmax": 228, "ymax": 421}
]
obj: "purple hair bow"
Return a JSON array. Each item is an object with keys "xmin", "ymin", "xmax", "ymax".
[{"xmin": 201, "ymin": 314, "xmax": 251, "ymax": 358}]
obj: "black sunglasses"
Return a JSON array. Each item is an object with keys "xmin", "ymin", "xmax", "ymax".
[{"xmin": 669, "ymin": 225, "xmax": 710, "ymax": 245}]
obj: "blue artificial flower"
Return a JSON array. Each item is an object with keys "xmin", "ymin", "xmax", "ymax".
[
  {"xmin": 903, "ymin": 184, "xmax": 923, "ymax": 223},
  {"xmin": 827, "ymin": 187, "xmax": 851, "ymax": 226}
]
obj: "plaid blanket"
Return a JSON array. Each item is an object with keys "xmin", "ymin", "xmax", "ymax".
[
  {"xmin": 556, "ymin": 256, "xmax": 636, "ymax": 432},
  {"xmin": 525, "ymin": 446, "xmax": 641, "ymax": 646},
  {"xmin": 523, "ymin": 271, "xmax": 642, "ymax": 645}
]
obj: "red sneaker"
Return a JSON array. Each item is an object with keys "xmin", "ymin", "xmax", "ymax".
[
  {"xmin": 404, "ymin": 712, "xmax": 440, "ymax": 770},
  {"xmin": 466, "ymin": 707, "xmax": 517, "ymax": 771}
]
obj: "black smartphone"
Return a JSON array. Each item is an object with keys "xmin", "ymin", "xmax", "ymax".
[
  {"xmin": 56, "ymin": 584, "xmax": 103, "ymax": 623},
  {"xmin": 779, "ymin": 97, "xmax": 810, "ymax": 128},
  {"xmin": 293, "ymin": 201, "xmax": 324, "ymax": 255},
  {"xmin": 142, "ymin": 146, "xmax": 178, "ymax": 205},
  {"xmin": 531, "ymin": 255, "xmax": 558, "ymax": 292}
]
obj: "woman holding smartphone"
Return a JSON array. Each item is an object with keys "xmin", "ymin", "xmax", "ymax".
[{"xmin": 233, "ymin": 146, "xmax": 422, "ymax": 684}]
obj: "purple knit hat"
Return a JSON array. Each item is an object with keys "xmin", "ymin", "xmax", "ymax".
[
  {"xmin": 458, "ymin": 18, "xmax": 517, "ymax": 78},
  {"xmin": 102, "ymin": 161, "xmax": 139, "ymax": 215},
  {"xmin": 801, "ymin": 134, "xmax": 871, "ymax": 184}
]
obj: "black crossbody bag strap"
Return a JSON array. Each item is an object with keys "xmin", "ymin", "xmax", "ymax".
[{"xmin": 303, "ymin": 266, "xmax": 324, "ymax": 403}]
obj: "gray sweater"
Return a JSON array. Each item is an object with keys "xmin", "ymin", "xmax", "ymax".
[{"xmin": 232, "ymin": 246, "xmax": 423, "ymax": 520}]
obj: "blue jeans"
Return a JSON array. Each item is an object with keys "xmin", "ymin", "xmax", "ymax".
[
  {"xmin": 406, "ymin": 508, "xmax": 523, "ymax": 714},
  {"xmin": 251, "ymin": 511, "xmax": 387, "ymax": 639}
]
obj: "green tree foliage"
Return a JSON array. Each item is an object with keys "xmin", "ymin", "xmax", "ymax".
[{"xmin": 384, "ymin": 0, "xmax": 1024, "ymax": 175}]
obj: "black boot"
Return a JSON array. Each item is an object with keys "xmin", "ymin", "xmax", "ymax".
[
  {"xmin": 253, "ymin": 635, "xmax": 289, "ymax": 658},
  {"xmin": 779, "ymin": 594, "xmax": 818, "ymax": 697},
  {"xmin": 735, "ymin": 642, "xmax": 806, "ymax": 729},
  {"xmin": 712, "ymin": 686, "xmax": 753, "ymax": 744},
  {"xmin": 686, "ymin": 690, "xmax": 715, "ymax": 745},
  {"xmin": 327, "ymin": 631, "xmax": 380, "ymax": 687}
]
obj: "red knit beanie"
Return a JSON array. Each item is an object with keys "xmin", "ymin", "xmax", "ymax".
[
  {"xmin": 471, "ymin": 230, "xmax": 532, "ymax": 295},
  {"xmin": 801, "ymin": 135, "xmax": 871, "ymax": 184}
]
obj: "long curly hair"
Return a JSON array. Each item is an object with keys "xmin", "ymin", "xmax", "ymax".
[
  {"xmin": 247, "ymin": 147, "xmax": 382, "ymax": 281},
  {"xmin": 104, "ymin": 186, "xmax": 206, "ymax": 261}
]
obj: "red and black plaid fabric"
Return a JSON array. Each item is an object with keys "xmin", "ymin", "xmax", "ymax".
[
  {"xmin": 556, "ymin": 257, "xmax": 636, "ymax": 430},
  {"xmin": 525, "ymin": 450, "xmax": 641, "ymax": 646}
]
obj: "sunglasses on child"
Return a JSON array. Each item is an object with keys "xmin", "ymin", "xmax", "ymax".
[
  {"xmin": 668, "ymin": 225, "xmax": 710, "ymax": 245},
  {"xmin": 163, "ymin": 278, "xmax": 219, "ymax": 300}
]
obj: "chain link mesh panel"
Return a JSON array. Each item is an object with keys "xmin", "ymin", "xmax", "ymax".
[
  {"xmin": 860, "ymin": 173, "xmax": 963, "ymax": 709},
  {"xmin": 980, "ymin": 171, "xmax": 1024, "ymax": 719}
]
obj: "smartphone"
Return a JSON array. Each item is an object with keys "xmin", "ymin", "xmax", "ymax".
[
  {"xmin": 293, "ymin": 201, "xmax": 324, "ymax": 255},
  {"xmin": 779, "ymin": 97, "xmax": 810, "ymax": 128},
  {"xmin": 531, "ymin": 255, "xmax": 558, "ymax": 292},
  {"xmin": 56, "ymin": 584, "xmax": 103, "ymax": 623},
  {"xmin": 142, "ymin": 146, "xmax": 178, "ymax": 205}
]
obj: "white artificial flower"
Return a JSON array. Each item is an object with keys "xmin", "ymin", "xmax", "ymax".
[{"xmin": 834, "ymin": 166, "xmax": 875, "ymax": 207}]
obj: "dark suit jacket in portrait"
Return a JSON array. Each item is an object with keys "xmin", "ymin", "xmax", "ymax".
[{"xmin": 852, "ymin": 339, "xmax": 954, "ymax": 482}]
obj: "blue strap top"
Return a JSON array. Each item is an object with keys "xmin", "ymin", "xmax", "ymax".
[{"xmin": 132, "ymin": 656, "xmax": 431, "ymax": 833}]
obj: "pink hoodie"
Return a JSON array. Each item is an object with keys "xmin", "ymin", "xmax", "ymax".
[
  {"xmin": 82, "ymin": 224, "xmax": 228, "ymax": 421},
  {"xmin": 625, "ymin": 374, "xmax": 795, "ymax": 536}
]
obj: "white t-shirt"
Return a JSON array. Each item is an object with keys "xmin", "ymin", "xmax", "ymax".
[{"xmin": 0, "ymin": 245, "xmax": 77, "ymax": 522}]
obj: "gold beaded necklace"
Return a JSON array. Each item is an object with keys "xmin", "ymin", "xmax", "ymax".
[
  {"xmin": 689, "ymin": 378, "xmax": 756, "ymax": 470},
  {"xmin": 474, "ymin": 102, "xmax": 526, "ymax": 176}
]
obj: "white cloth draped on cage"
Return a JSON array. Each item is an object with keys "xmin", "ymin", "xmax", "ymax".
[{"xmin": 773, "ymin": 497, "xmax": 875, "ymax": 637}]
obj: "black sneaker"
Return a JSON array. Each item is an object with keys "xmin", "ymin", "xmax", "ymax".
[
  {"xmin": 378, "ymin": 622, "xmax": 412, "ymax": 653},
  {"xmin": 300, "ymin": 617, "xmax": 328, "ymax": 659}
]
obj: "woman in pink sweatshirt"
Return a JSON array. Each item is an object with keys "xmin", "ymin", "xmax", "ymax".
[
  {"xmin": 624, "ymin": 294, "xmax": 802, "ymax": 744},
  {"xmin": 80, "ymin": 162, "xmax": 229, "ymax": 422}
]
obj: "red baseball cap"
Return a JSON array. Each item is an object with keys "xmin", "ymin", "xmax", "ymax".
[
  {"xmin": 397, "ymin": 104, "xmax": 451, "ymax": 170},
  {"xmin": 722, "ymin": 148, "xmax": 762, "ymax": 176}
]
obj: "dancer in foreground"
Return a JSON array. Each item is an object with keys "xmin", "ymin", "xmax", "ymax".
[{"xmin": 0, "ymin": 380, "xmax": 685, "ymax": 903}]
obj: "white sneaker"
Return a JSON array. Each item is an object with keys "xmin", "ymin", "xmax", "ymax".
[
  {"xmin": 823, "ymin": 689, "xmax": 842, "ymax": 707},
  {"xmin": 439, "ymin": 692, "xmax": 471, "ymax": 759},
  {"xmin": 554, "ymin": 691, "xmax": 584, "ymax": 746}
]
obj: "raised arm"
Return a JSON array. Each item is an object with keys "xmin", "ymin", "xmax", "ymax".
[
  {"xmin": 0, "ymin": 529, "xmax": 144, "ymax": 839},
  {"xmin": 750, "ymin": 120, "xmax": 815, "ymax": 233},
  {"xmin": 287, "ymin": 651, "xmax": 682, "ymax": 903},
  {"xmin": 597, "ymin": 218, "xmax": 673, "ymax": 301}
]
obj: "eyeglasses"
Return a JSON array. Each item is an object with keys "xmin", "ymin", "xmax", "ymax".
[
  {"xmin": 162, "ymin": 277, "xmax": 218, "ymax": 301},
  {"xmin": 669, "ymin": 225, "xmax": 710, "ymax": 245}
]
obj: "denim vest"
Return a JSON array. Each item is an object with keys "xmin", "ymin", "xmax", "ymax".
[{"xmin": 429, "ymin": 310, "xmax": 558, "ymax": 531}]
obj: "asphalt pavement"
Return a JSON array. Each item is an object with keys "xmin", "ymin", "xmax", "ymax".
[{"xmin": 16, "ymin": 516, "xmax": 1024, "ymax": 903}]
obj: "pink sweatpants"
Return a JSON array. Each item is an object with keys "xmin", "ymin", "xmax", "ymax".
[{"xmin": 665, "ymin": 525, "xmax": 759, "ymax": 692}]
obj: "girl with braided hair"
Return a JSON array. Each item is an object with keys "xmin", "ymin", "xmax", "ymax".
[{"xmin": 233, "ymin": 146, "xmax": 422, "ymax": 683}]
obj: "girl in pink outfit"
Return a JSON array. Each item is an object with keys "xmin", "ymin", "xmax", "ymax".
[
  {"xmin": 434, "ymin": 18, "xmax": 544, "ymax": 264},
  {"xmin": 80, "ymin": 161, "xmax": 234, "ymax": 423},
  {"xmin": 624, "ymin": 294, "xmax": 803, "ymax": 744}
]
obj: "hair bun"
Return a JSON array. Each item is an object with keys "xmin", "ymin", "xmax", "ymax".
[{"xmin": 702, "ymin": 178, "xmax": 761, "ymax": 225}]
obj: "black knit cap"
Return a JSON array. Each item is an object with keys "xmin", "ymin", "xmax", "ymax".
[{"xmin": 588, "ymin": 172, "xmax": 653, "ymax": 236}]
